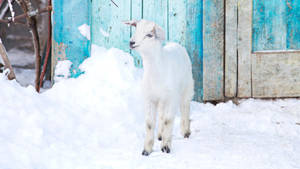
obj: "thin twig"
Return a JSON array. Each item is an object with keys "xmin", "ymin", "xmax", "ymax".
[
  {"xmin": 0, "ymin": 6, "xmax": 52, "ymax": 24},
  {"xmin": 110, "ymin": 0, "xmax": 118, "ymax": 8}
]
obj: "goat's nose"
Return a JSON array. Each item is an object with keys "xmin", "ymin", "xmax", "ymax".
[{"xmin": 130, "ymin": 41, "xmax": 135, "ymax": 46}]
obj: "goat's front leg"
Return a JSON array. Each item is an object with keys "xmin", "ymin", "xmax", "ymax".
[
  {"xmin": 157, "ymin": 102, "xmax": 164, "ymax": 141},
  {"xmin": 161, "ymin": 103, "xmax": 175, "ymax": 153},
  {"xmin": 142, "ymin": 100, "xmax": 157, "ymax": 156}
]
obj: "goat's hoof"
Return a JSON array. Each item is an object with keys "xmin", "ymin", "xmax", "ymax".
[
  {"xmin": 142, "ymin": 150, "xmax": 150, "ymax": 156},
  {"xmin": 158, "ymin": 136, "xmax": 162, "ymax": 141},
  {"xmin": 161, "ymin": 146, "xmax": 170, "ymax": 153},
  {"xmin": 184, "ymin": 132, "xmax": 191, "ymax": 138}
]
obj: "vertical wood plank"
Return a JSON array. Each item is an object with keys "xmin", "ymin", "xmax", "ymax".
[
  {"xmin": 52, "ymin": 0, "xmax": 91, "ymax": 79},
  {"xmin": 169, "ymin": 0, "xmax": 186, "ymax": 46},
  {"xmin": 203, "ymin": 0, "xmax": 224, "ymax": 101},
  {"xmin": 252, "ymin": 0, "xmax": 300, "ymax": 51},
  {"xmin": 237, "ymin": 0, "xmax": 252, "ymax": 97},
  {"xmin": 263, "ymin": 0, "xmax": 286, "ymax": 50},
  {"xmin": 92, "ymin": 0, "xmax": 131, "ymax": 52},
  {"xmin": 266, "ymin": 0, "xmax": 286, "ymax": 50},
  {"xmin": 225, "ymin": 0, "xmax": 238, "ymax": 97},
  {"xmin": 185, "ymin": 0, "xmax": 203, "ymax": 101},
  {"xmin": 287, "ymin": 0, "xmax": 300, "ymax": 50},
  {"xmin": 131, "ymin": 0, "xmax": 143, "ymax": 67},
  {"xmin": 252, "ymin": 0, "xmax": 266, "ymax": 51},
  {"xmin": 143, "ymin": 0, "xmax": 168, "ymax": 35}
]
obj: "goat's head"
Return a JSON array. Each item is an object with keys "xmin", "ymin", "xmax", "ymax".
[{"xmin": 123, "ymin": 19, "xmax": 165, "ymax": 52}]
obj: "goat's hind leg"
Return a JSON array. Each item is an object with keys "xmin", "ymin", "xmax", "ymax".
[
  {"xmin": 180, "ymin": 97, "xmax": 191, "ymax": 138},
  {"xmin": 142, "ymin": 100, "xmax": 157, "ymax": 156}
]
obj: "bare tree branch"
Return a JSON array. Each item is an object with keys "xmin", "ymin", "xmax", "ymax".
[{"xmin": 0, "ymin": 6, "xmax": 52, "ymax": 24}]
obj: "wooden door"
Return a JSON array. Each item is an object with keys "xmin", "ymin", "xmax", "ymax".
[{"xmin": 225, "ymin": 0, "xmax": 300, "ymax": 98}]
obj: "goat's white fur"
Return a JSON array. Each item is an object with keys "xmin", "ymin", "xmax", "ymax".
[{"xmin": 124, "ymin": 20, "xmax": 194, "ymax": 155}]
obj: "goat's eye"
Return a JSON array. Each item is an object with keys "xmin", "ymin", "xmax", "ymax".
[{"xmin": 146, "ymin": 34, "xmax": 153, "ymax": 38}]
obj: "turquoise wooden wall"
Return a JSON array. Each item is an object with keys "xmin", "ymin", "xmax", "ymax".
[
  {"xmin": 52, "ymin": 0, "xmax": 91, "ymax": 78},
  {"xmin": 252, "ymin": 0, "xmax": 300, "ymax": 52},
  {"xmin": 53, "ymin": 0, "xmax": 224, "ymax": 102},
  {"xmin": 92, "ymin": 0, "xmax": 207, "ymax": 101}
]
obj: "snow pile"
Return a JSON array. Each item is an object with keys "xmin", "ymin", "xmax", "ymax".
[
  {"xmin": 0, "ymin": 45, "xmax": 300, "ymax": 169},
  {"xmin": 54, "ymin": 60, "xmax": 72, "ymax": 82},
  {"xmin": 78, "ymin": 24, "xmax": 91, "ymax": 40}
]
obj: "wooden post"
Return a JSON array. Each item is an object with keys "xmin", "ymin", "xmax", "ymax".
[{"xmin": 0, "ymin": 39, "xmax": 16, "ymax": 80}]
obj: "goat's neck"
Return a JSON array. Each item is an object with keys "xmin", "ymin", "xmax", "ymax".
[{"xmin": 140, "ymin": 44, "xmax": 164, "ymax": 74}]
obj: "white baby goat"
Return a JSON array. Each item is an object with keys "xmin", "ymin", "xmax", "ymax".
[{"xmin": 124, "ymin": 20, "xmax": 194, "ymax": 156}]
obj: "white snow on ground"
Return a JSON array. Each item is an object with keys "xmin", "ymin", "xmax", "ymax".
[{"xmin": 0, "ymin": 45, "xmax": 300, "ymax": 169}]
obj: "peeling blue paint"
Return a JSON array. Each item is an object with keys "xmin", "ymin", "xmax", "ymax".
[
  {"xmin": 53, "ymin": 0, "xmax": 91, "ymax": 77},
  {"xmin": 253, "ymin": 0, "xmax": 300, "ymax": 51}
]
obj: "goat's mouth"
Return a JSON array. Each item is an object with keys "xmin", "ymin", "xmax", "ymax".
[{"xmin": 130, "ymin": 45, "xmax": 139, "ymax": 49}]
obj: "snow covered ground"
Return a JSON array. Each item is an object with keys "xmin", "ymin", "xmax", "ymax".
[{"xmin": 0, "ymin": 45, "xmax": 300, "ymax": 169}]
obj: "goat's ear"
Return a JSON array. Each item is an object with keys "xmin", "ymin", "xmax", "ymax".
[
  {"xmin": 123, "ymin": 20, "xmax": 138, "ymax": 27},
  {"xmin": 152, "ymin": 24, "xmax": 166, "ymax": 41}
]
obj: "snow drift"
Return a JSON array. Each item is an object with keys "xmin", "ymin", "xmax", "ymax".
[{"xmin": 0, "ymin": 45, "xmax": 300, "ymax": 169}]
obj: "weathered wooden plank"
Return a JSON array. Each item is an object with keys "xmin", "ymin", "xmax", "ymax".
[
  {"xmin": 225, "ymin": 0, "xmax": 237, "ymax": 97},
  {"xmin": 168, "ymin": 0, "xmax": 186, "ymax": 45},
  {"xmin": 52, "ymin": 0, "xmax": 91, "ymax": 79},
  {"xmin": 91, "ymin": 0, "xmax": 131, "ymax": 52},
  {"xmin": 252, "ymin": 0, "xmax": 266, "ymax": 51},
  {"xmin": 185, "ymin": 0, "xmax": 203, "ymax": 101},
  {"xmin": 252, "ymin": 52, "xmax": 300, "ymax": 97},
  {"xmin": 252, "ymin": 0, "xmax": 287, "ymax": 51},
  {"xmin": 131, "ymin": 0, "xmax": 143, "ymax": 67},
  {"xmin": 142, "ymin": 0, "xmax": 168, "ymax": 36},
  {"xmin": 286, "ymin": 0, "xmax": 300, "ymax": 50},
  {"xmin": 237, "ymin": 0, "xmax": 252, "ymax": 97},
  {"xmin": 203, "ymin": 0, "xmax": 224, "ymax": 101}
]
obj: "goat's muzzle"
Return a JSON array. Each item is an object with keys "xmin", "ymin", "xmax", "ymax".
[{"xmin": 130, "ymin": 41, "xmax": 136, "ymax": 49}]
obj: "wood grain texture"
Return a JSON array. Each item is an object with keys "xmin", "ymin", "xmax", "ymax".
[
  {"xmin": 225, "ymin": 0, "xmax": 237, "ymax": 97},
  {"xmin": 91, "ymin": 0, "xmax": 131, "ymax": 52},
  {"xmin": 130, "ymin": 0, "xmax": 143, "ymax": 67},
  {"xmin": 185, "ymin": 0, "xmax": 203, "ymax": 101},
  {"xmin": 203, "ymin": 0, "xmax": 224, "ymax": 101},
  {"xmin": 252, "ymin": 52, "xmax": 300, "ymax": 97},
  {"xmin": 237, "ymin": 0, "xmax": 252, "ymax": 97},
  {"xmin": 169, "ymin": 0, "xmax": 186, "ymax": 45},
  {"xmin": 252, "ymin": 0, "xmax": 300, "ymax": 51},
  {"xmin": 286, "ymin": 0, "xmax": 300, "ymax": 50},
  {"xmin": 143, "ymin": 0, "xmax": 168, "ymax": 34},
  {"xmin": 52, "ymin": 0, "xmax": 91, "ymax": 78}
]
